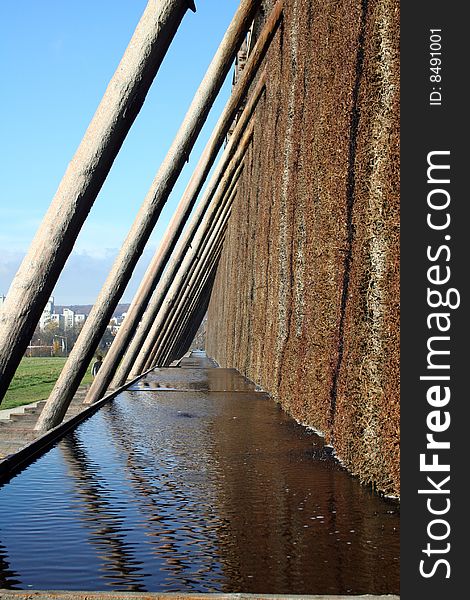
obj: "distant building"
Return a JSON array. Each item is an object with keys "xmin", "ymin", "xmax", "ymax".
[
  {"xmin": 3, "ymin": 294, "xmax": 88, "ymax": 331},
  {"xmin": 50, "ymin": 313, "xmax": 64, "ymax": 328},
  {"xmin": 62, "ymin": 308, "xmax": 75, "ymax": 329},
  {"xmin": 39, "ymin": 297, "xmax": 55, "ymax": 330},
  {"xmin": 107, "ymin": 311, "xmax": 127, "ymax": 335},
  {"xmin": 38, "ymin": 300, "xmax": 87, "ymax": 331},
  {"xmin": 75, "ymin": 313, "xmax": 86, "ymax": 327}
]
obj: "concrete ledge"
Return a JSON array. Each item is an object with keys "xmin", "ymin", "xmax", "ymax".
[
  {"xmin": 0, "ymin": 400, "xmax": 43, "ymax": 420},
  {"xmin": 0, "ymin": 592, "xmax": 400, "ymax": 599}
]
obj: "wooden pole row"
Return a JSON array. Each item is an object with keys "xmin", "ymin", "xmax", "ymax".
[
  {"xmin": 150, "ymin": 191, "xmax": 235, "ymax": 367},
  {"xmin": 134, "ymin": 165, "xmax": 240, "ymax": 375},
  {"xmin": 0, "ymin": 0, "xmax": 196, "ymax": 403},
  {"xmin": 171, "ymin": 254, "xmax": 222, "ymax": 363},
  {"xmin": 158, "ymin": 0, "xmax": 288, "ymax": 363},
  {"xmin": 84, "ymin": 65, "xmax": 267, "ymax": 405},
  {"xmin": 157, "ymin": 204, "xmax": 233, "ymax": 366},
  {"xmin": 88, "ymin": 0, "xmax": 283, "ymax": 399},
  {"xmin": 109, "ymin": 122, "xmax": 254, "ymax": 390},
  {"xmin": 139, "ymin": 187, "xmax": 236, "ymax": 374},
  {"xmin": 35, "ymin": 0, "xmax": 261, "ymax": 431},
  {"xmin": 127, "ymin": 137, "xmax": 250, "ymax": 380},
  {"xmin": 159, "ymin": 227, "xmax": 228, "ymax": 367},
  {"xmin": 166, "ymin": 237, "xmax": 226, "ymax": 365}
]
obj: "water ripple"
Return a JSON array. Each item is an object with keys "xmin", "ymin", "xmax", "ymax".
[{"xmin": 0, "ymin": 387, "xmax": 399, "ymax": 594}]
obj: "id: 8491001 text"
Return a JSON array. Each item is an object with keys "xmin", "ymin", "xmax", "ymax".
[{"xmin": 429, "ymin": 29, "xmax": 443, "ymax": 107}]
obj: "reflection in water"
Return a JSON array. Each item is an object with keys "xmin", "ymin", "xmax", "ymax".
[
  {"xmin": 128, "ymin": 367, "xmax": 257, "ymax": 393},
  {"xmin": 0, "ymin": 371, "xmax": 399, "ymax": 594},
  {"xmin": 59, "ymin": 435, "xmax": 149, "ymax": 591},
  {"xmin": 0, "ymin": 542, "xmax": 21, "ymax": 590}
]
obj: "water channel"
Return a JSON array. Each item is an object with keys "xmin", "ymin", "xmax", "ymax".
[{"xmin": 0, "ymin": 354, "xmax": 399, "ymax": 594}]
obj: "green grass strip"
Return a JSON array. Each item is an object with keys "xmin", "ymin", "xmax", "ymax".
[{"xmin": 2, "ymin": 357, "xmax": 93, "ymax": 410}]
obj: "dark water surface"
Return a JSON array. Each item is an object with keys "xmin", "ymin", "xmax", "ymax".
[{"xmin": 0, "ymin": 365, "xmax": 399, "ymax": 594}]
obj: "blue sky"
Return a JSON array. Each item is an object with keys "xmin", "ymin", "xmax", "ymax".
[{"xmin": 0, "ymin": 0, "xmax": 240, "ymax": 304}]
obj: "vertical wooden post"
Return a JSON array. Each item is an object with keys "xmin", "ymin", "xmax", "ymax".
[
  {"xmin": 35, "ymin": 0, "xmax": 261, "ymax": 430},
  {"xmin": 0, "ymin": 0, "xmax": 196, "ymax": 404}
]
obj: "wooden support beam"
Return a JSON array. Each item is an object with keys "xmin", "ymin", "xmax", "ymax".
[
  {"xmin": 110, "ymin": 123, "xmax": 253, "ymax": 389},
  {"xmin": 168, "ymin": 244, "xmax": 224, "ymax": 363},
  {"xmin": 0, "ymin": 0, "xmax": 196, "ymax": 404},
  {"xmin": 158, "ymin": 217, "xmax": 229, "ymax": 366},
  {"xmin": 147, "ymin": 178, "xmax": 233, "ymax": 369},
  {"xmin": 128, "ymin": 148, "xmax": 247, "ymax": 380},
  {"xmin": 34, "ymin": 0, "xmax": 261, "ymax": 430},
  {"xmin": 84, "ymin": 68, "xmax": 267, "ymax": 405},
  {"xmin": 134, "ymin": 159, "xmax": 242, "ymax": 375},
  {"xmin": 140, "ymin": 189, "xmax": 234, "ymax": 373}
]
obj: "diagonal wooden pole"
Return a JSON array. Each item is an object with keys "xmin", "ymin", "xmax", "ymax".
[
  {"xmin": 135, "ymin": 176, "xmax": 238, "ymax": 376},
  {"xmin": 84, "ymin": 69, "xmax": 266, "ymax": 405},
  {"xmin": 35, "ymin": 0, "xmax": 261, "ymax": 431},
  {"xmin": 167, "ymin": 236, "xmax": 226, "ymax": 364},
  {"xmin": 106, "ymin": 0, "xmax": 285, "ymax": 379},
  {"xmin": 0, "ymin": 0, "xmax": 196, "ymax": 404},
  {"xmin": 170, "ymin": 226, "xmax": 227, "ymax": 363},
  {"xmin": 140, "ymin": 167, "xmax": 238, "ymax": 373},
  {"xmin": 156, "ymin": 204, "xmax": 232, "ymax": 366},
  {"xmin": 122, "ymin": 134, "xmax": 250, "ymax": 383}
]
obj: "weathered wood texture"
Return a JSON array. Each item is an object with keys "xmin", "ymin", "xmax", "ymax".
[
  {"xmin": 155, "ymin": 203, "xmax": 233, "ymax": 366},
  {"xmin": 128, "ymin": 139, "xmax": 249, "ymax": 379},
  {"xmin": 112, "ymin": 123, "xmax": 253, "ymax": 387},
  {"xmin": 206, "ymin": 0, "xmax": 400, "ymax": 496},
  {"xmin": 83, "ymin": 66, "xmax": 267, "ymax": 404},
  {"xmin": 35, "ymin": 0, "xmax": 261, "ymax": 430},
  {"xmin": 0, "ymin": 0, "xmax": 195, "ymax": 404}
]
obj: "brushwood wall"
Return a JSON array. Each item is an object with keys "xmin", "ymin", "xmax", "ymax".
[{"xmin": 206, "ymin": 0, "xmax": 400, "ymax": 497}]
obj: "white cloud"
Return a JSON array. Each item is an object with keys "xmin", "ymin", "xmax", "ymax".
[{"xmin": 0, "ymin": 245, "xmax": 157, "ymax": 306}]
